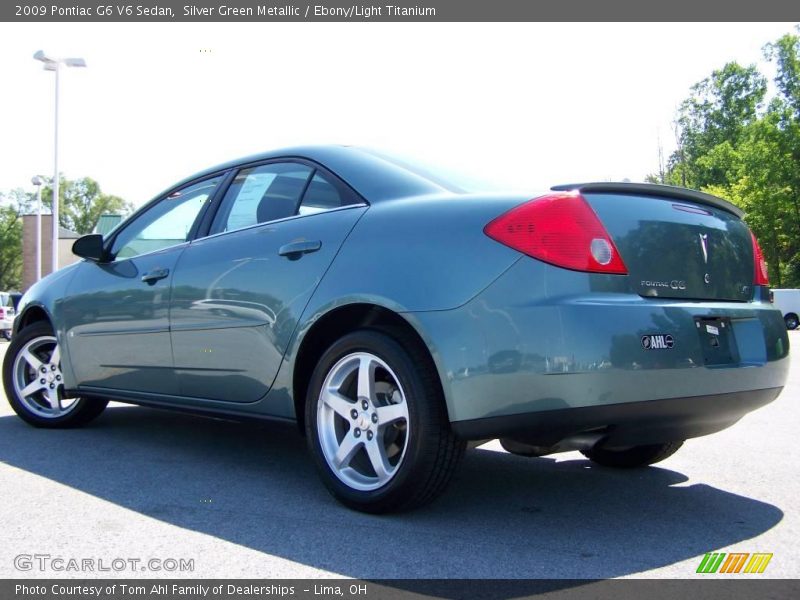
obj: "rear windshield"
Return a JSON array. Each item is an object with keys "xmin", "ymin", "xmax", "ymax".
[{"xmin": 359, "ymin": 148, "xmax": 530, "ymax": 194}]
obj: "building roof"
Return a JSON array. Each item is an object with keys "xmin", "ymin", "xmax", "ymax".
[
  {"xmin": 94, "ymin": 214, "xmax": 123, "ymax": 235},
  {"xmin": 59, "ymin": 227, "xmax": 80, "ymax": 239}
]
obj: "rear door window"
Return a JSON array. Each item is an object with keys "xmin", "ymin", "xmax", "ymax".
[
  {"xmin": 299, "ymin": 172, "xmax": 362, "ymax": 215},
  {"xmin": 211, "ymin": 163, "xmax": 313, "ymax": 234}
]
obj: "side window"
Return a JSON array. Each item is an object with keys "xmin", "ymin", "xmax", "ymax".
[
  {"xmin": 112, "ymin": 177, "xmax": 220, "ymax": 259},
  {"xmin": 211, "ymin": 163, "xmax": 313, "ymax": 234},
  {"xmin": 299, "ymin": 172, "xmax": 362, "ymax": 216}
]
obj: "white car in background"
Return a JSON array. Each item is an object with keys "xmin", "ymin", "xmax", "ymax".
[
  {"xmin": 0, "ymin": 292, "xmax": 17, "ymax": 341},
  {"xmin": 772, "ymin": 288, "xmax": 800, "ymax": 330}
]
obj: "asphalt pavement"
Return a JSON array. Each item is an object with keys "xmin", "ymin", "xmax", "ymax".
[{"xmin": 0, "ymin": 332, "xmax": 797, "ymax": 579}]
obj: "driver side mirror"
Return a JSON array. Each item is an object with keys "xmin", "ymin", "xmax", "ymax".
[{"xmin": 72, "ymin": 234, "xmax": 109, "ymax": 263}]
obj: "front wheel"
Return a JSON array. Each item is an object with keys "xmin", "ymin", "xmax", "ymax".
[
  {"xmin": 2, "ymin": 322, "xmax": 108, "ymax": 428},
  {"xmin": 785, "ymin": 313, "xmax": 799, "ymax": 331},
  {"xmin": 305, "ymin": 329, "xmax": 465, "ymax": 513},
  {"xmin": 581, "ymin": 441, "xmax": 684, "ymax": 468}
]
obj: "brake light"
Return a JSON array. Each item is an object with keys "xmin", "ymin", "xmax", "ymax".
[
  {"xmin": 484, "ymin": 192, "xmax": 628, "ymax": 274},
  {"xmin": 750, "ymin": 231, "xmax": 769, "ymax": 286},
  {"xmin": 0, "ymin": 307, "xmax": 4, "ymax": 318}
]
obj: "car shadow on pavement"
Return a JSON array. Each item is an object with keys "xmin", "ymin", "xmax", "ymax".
[{"xmin": 0, "ymin": 405, "xmax": 784, "ymax": 584}]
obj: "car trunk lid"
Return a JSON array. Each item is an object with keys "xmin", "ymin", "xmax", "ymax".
[{"xmin": 577, "ymin": 188, "xmax": 754, "ymax": 301}]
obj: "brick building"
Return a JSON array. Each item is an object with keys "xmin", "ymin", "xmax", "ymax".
[{"xmin": 21, "ymin": 214, "xmax": 80, "ymax": 292}]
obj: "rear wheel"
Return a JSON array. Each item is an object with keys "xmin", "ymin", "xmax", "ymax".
[
  {"xmin": 305, "ymin": 329, "xmax": 464, "ymax": 513},
  {"xmin": 785, "ymin": 313, "xmax": 799, "ymax": 331},
  {"xmin": 580, "ymin": 441, "xmax": 683, "ymax": 468},
  {"xmin": 2, "ymin": 322, "xmax": 108, "ymax": 428}
]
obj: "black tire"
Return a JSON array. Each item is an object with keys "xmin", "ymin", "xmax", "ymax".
[
  {"xmin": 785, "ymin": 313, "xmax": 799, "ymax": 331},
  {"xmin": 2, "ymin": 322, "xmax": 108, "ymax": 428},
  {"xmin": 580, "ymin": 441, "xmax": 684, "ymax": 468},
  {"xmin": 1, "ymin": 330, "xmax": 11, "ymax": 341},
  {"xmin": 305, "ymin": 329, "xmax": 465, "ymax": 513}
]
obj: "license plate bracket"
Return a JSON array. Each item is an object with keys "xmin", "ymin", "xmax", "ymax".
[{"xmin": 696, "ymin": 317, "xmax": 738, "ymax": 366}]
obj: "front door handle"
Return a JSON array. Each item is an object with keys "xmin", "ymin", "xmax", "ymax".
[
  {"xmin": 278, "ymin": 240, "xmax": 322, "ymax": 260},
  {"xmin": 141, "ymin": 268, "xmax": 170, "ymax": 284}
]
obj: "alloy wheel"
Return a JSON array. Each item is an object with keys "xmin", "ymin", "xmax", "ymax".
[
  {"xmin": 12, "ymin": 336, "xmax": 77, "ymax": 418},
  {"xmin": 316, "ymin": 352, "xmax": 410, "ymax": 491}
]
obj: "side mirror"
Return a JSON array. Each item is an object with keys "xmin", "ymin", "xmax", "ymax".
[{"xmin": 72, "ymin": 234, "xmax": 108, "ymax": 262}]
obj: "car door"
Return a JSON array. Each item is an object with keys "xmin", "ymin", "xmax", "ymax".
[
  {"xmin": 62, "ymin": 175, "xmax": 223, "ymax": 395},
  {"xmin": 168, "ymin": 161, "xmax": 367, "ymax": 403}
]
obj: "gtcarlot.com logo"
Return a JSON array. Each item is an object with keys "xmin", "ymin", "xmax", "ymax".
[{"xmin": 14, "ymin": 554, "xmax": 194, "ymax": 573}]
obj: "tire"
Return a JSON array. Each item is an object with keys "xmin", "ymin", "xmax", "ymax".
[
  {"xmin": 2, "ymin": 322, "xmax": 108, "ymax": 428},
  {"xmin": 305, "ymin": 329, "xmax": 465, "ymax": 513},
  {"xmin": 1, "ymin": 330, "xmax": 11, "ymax": 341},
  {"xmin": 580, "ymin": 441, "xmax": 684, "ymax": 468},
  {"xmin": 785, "ymin": 313, "xmax": 799, "ymax": 331}
]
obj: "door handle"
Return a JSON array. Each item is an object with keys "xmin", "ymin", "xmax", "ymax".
[
  {"xmin": 278, "ymin": 240, "xmax": 322, "ymax": 260},
  {"xmin": 141, "ymin": 268, "xmax": 170, "ymax": 284}
]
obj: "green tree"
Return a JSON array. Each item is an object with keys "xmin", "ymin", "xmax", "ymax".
[
  {"xmin": 0, "ymin": 176, "xmax": 132, "ymax": 290},
  {"xmin": 0, "ymin": 189, "xmax": 33, "ymax": 290},
  {"xmin": 670, "ymin": 62, "xmax": 766, "ymax": 190},
  {"xmin": 657, "ymin": 29, "xmax": 800, "ymax": 287},
  {"xmin": 40, "ymin": 176, "xmax": 134, "ymax": 235}
]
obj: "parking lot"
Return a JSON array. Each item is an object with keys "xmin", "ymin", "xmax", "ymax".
[{"xmin": 0, "ymin": 332, "xmax": 797, "ymax": 579}]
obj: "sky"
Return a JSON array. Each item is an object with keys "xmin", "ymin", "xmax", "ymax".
[{"xmin": 0, "ymin": 22, "xmax": 797, "ymax": 207}]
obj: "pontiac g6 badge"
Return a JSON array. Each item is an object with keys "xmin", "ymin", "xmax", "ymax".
[{"xmin": 642, "ymin": 334, "xmax": 675, "ymax": 350}]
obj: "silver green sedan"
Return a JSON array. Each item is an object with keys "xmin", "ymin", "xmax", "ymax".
[{"xmin": 3, "ymin": 146, "xmax": 790, "ymax": 513}]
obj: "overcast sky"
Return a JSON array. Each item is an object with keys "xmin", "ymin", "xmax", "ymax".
[{"xmin": 0, "ymin": 22, "xmax": 796, "ymax": 207}]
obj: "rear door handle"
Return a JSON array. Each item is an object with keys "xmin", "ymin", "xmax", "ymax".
[
  {"xmin": 278, "ymin": 240, "xmax": 322, "ymax": 260},
  {"xmin": 141, "ymin": 268, "xmax": 170, "ymax": 284}
]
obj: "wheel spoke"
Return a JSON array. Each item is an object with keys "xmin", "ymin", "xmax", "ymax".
[
  {"xmin": 333, "ymin": 433, "xmax": 361, "ymax": 469},
  {"xmin": 322, "ymin": 387, "xmax": 355, "ymax": 420},
  {"xmin": 365, "ymin": 438, "xmax": 391, "ymax": 482},
  {"xmin": 20, "ymin": 379, "xmax": 46, "ymax": 398},
  {"xmin": 21, "ymin": 348, "xmax": 44, "ymax": 372},
  {"xmin": 376, "ymin": 402, "xmax": 406, "ymax": 426},
  {"xmin": 40, "ymin": 388, "xmax": 60, "ymax": 413},
  {"xmin": 356, "ymin": 356, "xmax": 375, "ymax": 403},
  {"xmin": 50, "ymin": 344, "xmax": 61, "ymax": 368}
]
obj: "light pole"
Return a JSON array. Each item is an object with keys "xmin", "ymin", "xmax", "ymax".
[
  {"xmin": 33, "ymin": 50, "xmax": 86, "ymax": 274},
  {"xmin": 31, "ymin": 176, "xmax": 44, "ymax": 282}
]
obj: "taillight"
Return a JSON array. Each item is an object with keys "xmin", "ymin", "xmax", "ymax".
[
  {"xmin": 750, "ymin": 231, "xmax": 769, "ymax": 286},
  {"xmin": 484, "ymin": 192, "xmax": 628, "ymax": 274},
  {"xmin": 0, "ymin": 307, "xmax": 4, "ymax": 319}
]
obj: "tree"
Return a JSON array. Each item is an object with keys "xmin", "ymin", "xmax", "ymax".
[
  {"xmin": 39, "ymin": 176, "xmax": 134, "ymax": 235},
  {"xmin": 0, "ymin": 176, "xmax": 132, "ymax": 291},
  {"xmin": 670, "ymin": 62, "xmax": 767, "ymax": 190},
  {"xmin": 656, "ymin": 30, "xmax": 800, "ymax": 287},
  {"xmin": 0, "ymin": 189, "xmax": 34, "ymax": 290}
]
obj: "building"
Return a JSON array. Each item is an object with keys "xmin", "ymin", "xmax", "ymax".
[
  {"xmin": 94, "ymin": 214, "xmax": 123, "ymax": 236},
  {"xmin": 20, "ymin": 213, "xmax": 126, "ymax": 292},
  {"xmin": 21, "ymin": 214, "xmax": 80, "ymax": 291}
]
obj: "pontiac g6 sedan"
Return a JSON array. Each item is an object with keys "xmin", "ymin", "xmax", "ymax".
[{"xmin": 3, "ymin": 146, "xmax": 790, "ymax": 513}]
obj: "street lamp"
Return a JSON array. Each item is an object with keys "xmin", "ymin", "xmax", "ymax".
[
  {"xmin": 31, "ymin": 176, "xmax": 44, "ymax": 282},
  {"xmin": 33, "ymin": 50, "xmax": 86, "ymax": 274}
]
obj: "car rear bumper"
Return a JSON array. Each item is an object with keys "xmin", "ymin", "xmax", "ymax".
[
  {"xmin": 407, "ymin": 258, "xmax": 791, "ymax": 440},
  {"xmin": 450, "ymin": 387, "xmax": 782, "ymax": 445}
]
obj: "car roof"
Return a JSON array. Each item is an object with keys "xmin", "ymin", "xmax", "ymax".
[{"xmin": 164, "ymin": 145, "xmax": 453, "ymax": 204}]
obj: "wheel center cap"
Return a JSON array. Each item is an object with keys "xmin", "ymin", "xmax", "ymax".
[{"xmin": 358, "ymin": 414, "xmax": 371, "ymax": 430}]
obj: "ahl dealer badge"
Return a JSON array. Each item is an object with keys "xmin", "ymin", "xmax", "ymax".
[{"xmin": 642, "ymin": 334, "xmax": 675, "ymax": 350}]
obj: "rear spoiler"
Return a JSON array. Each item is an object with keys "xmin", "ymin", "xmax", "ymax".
[{"xmin": 550, "ymin": 182, "xmax": 745, "ymax": 219}]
